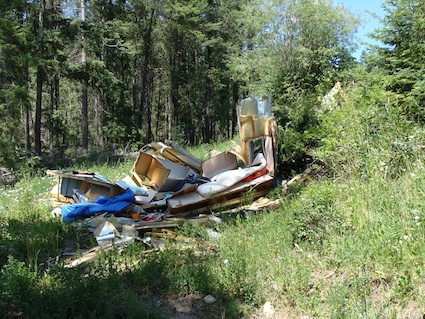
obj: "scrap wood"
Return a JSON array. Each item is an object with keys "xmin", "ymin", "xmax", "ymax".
[
  {"xmin": 145, "ymin": 229, "xmax": 217, "ymax": 254},
  {"xmin": 64, "ymin": 235, "xmax": 154, "ymax": 268},
  {"xmin": 64, "ymin": 245, "xmax": 111, "ymax": 268},
  {"xmin": 0, "ymin": 167, "xmax": 14, "ymax": 183},
  {"xmin": 145, "ymin": 229, "xmax": 198, "ymax": 244},
  {"xmin": 135, "ymin": 219, "xmax": 179, "ymax": 231},
  {"xmin": 281, "ymin": 167, "xmax": 313, "ymax": 190},
  {"xmin": 149, "ymin": 141, "xmax": 202, "ymax": 172},
  {"xmin": 133, "ymin": 214, "xmax": 223, "ymax": 232},
  {"xmin": 216, "ymin": 197, "xmax": 280, "ymax": 215},
  {"xmin": 164, "ymin": 214, "xmax": 222, "ymax": 225},
  {"xmin": 65, "ymin": 250, "xmax": 100, "ymax": 268},
  {"xmin": 131, "ymin": 171, "xmax": 158, "ymax": 190}
]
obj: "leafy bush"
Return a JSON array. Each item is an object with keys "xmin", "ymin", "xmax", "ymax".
[
  {"xmin": 274, "ymin": 94, "xmax": 320, "ymax": 176},
  {"xmin": 313, "ymin": 71, "xmax": 423, "ymax": 180}
]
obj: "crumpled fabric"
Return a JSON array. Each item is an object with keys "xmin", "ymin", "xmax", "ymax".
[
  {"xmin": 173, "ymin": 173, "xmax": 210, "ymax": 192},
  {"xmin": 61, "ymin": 188, "xmax": 135, "ymax": 223},
  {"xmin": 196, "ymin": 153, "xmax": 267, "ymax": 198}
]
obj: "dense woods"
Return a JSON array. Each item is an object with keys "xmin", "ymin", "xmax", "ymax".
[
  {"xmin": 2, "ymin": 0, "xmax": 425, "ymax": 173},
  {"xmin": 1, "ymin": 0, "xmax": 359, "ymax": 170}
]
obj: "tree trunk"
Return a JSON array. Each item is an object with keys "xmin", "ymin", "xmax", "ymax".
[
  {"xmin": 24, "ymin": 67, "xmax": 30, "ymax": 154},
  {"xmin": 232, "ymin": 82, "xmax": 239, "ymax": 137},
  {"xmin": 166, "ymin": 95, "xmax": 172, "ymax": 141},
  {"xmin": 81, "ymin": 0, "xmax": 88, "ymax": 151},
  {"xmin": 204, "ymin": 46, "xmax": 211, "ymax": 144},
  {"xmin": 35, "ymin": 0, "xmax": 45, "ymax": 156},
  {"xmin": 155, "ymin": 72, "xmax": 161, "ymax": 138},
  {"xmin": 54, "ymin": 74, "xmax": 60, "ymax": 145},
  {"xmin": 169, "ymin": 39, "xmax": 179, "ymax": 141},
  {"xmin": 139, "ymin": 7, "xmax": 155, "ymax": 143},
  {"xmin": 49, "ymin": 79, "xmax": 54, "ymax": 152}
]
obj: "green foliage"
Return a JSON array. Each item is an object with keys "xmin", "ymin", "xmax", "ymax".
[
  {"xmin": 313, "ymin": 70, "xmax": 423, "ymax": 179},
  {"xmin": 369, "ymin": 0, "xmax": 425, "ymax": 122},
  {"xmin": 1, "ymin": 0, "xmax": 363, "ymax": 165},
  {"xmin": 0, "ymin": 256, "xmax": 37, "ymax": 315},
  {"xmin": 0, "ymin": 135, "xmax": 20, "ymax": 169},
  {"xmin": 0, "ymin": 176, "xmax": 68, "ymax": 270},
  {"xmin": 0, "ymin": 253, "xmax": 162, "ymax": 318},
  {"xmin": 4, "ymin": 0, "xmax": 425, "ymax": 316},
  {"xmin": 275, "ymin": 94, "xmax": 320, "ymax": 174},
  {"xmin": 235, "ymin": 0, "xmax": 361, "ymax": 174},
  {"xmin": 256, "ymin": 0, "xmax": 360, "ymax": 101}
]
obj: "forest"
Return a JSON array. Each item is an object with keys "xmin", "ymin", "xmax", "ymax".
[
  {"xmin": 2, "ymin": 0, "xmax": 425, "ymax": 173},
  {"xmin": 0, "ymin": 0, "xmax": 363, "ymax": 172},
  {"xmin": 2, "ymin": 0, "xmax": 425, "ymax": 318}
]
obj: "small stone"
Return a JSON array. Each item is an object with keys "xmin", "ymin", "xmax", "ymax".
[
  {"xmin": 203, "ymin": 294, "xmax": 216, "ymax": 304},
  {"xmin": 262, "ymin": 301, "xmax": 275, "ymax": 318}
]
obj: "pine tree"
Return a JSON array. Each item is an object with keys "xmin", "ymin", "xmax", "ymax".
[
  {"xmin": 0, "ymin": 0, "xmax": 36, "ymax": 166},
  {"xmin": 370, "ymin": 0, "xmax": 425, "ymax": 121}
]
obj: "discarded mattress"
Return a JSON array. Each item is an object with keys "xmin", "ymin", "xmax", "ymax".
[{"xmin": 61, "ymin": 188, "xmax": 135, "ymax": 222}]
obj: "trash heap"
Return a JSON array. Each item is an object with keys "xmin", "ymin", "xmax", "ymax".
[{"xmin": 46, "ymin": 96, "xmax": 279, "ymax": 266}]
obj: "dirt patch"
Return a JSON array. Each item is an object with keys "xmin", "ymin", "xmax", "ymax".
[{"xmin": 154, "ymin": 293, "xmax": 224, "ymax": 319}]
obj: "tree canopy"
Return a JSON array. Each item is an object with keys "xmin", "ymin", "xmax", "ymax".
[
  {"xmin": 369, "ymin": 0, "xmax": 425, "ymax": 121},
  {"xmin": 1, "ymin": 0, "xmax": 361, "ymax": 169}
]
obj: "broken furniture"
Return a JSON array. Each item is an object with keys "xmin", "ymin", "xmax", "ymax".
[
  {"xmin": 47, "ymin": 170, "xmax": 126, "ymax": 202},
  {"xmin": 48, "ymin": 95, "xmax": 278, "ymax": 222}
]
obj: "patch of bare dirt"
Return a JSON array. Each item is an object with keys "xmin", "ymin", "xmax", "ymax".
[{"xmin": 154, "ymin": 293, "xmax": 224, "ymax": 319}]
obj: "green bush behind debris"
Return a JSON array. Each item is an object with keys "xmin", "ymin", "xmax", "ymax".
[{"xmin": 1, "ymin": 78, "xmax": 425, "ymax": 317}]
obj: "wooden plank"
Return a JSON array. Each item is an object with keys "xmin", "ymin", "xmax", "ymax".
[{"xmin": 167, "ymin": 178, "xmax": 274, "ymax": 216}]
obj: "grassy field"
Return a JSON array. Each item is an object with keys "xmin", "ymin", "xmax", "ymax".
[{"xmin": 1, "ymin": 81, "xmax": 425, "ymax": 318}]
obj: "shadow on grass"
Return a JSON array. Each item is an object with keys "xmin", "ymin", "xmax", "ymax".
[{"xmin": 0, "ymin": 235, "xmax": 242, "ymax": 319}]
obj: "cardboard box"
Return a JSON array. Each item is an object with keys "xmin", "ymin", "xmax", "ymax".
[
  {"xmin": 131, "ymin": 152, "xmax": 193, "ymax": 192},
  {"xmin": 201, "ymin": 152, "xmax": 238, "ymax": 179},
  {"xmin": 150, "ymin": 142, "xmax": 202, "ymax": 173},
  {"xmin": 47, "ymin": 170, "xmax": 126, "ymax": 202},
  {"xmin": 79, "ymin": 181, "xmax": 124, "ymax": 202},
  {"xmin": 60, "ymin": 178, "xmax": 81, "ymax": 197}
]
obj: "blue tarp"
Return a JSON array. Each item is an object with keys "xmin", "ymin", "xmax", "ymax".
[{"xmin": 61, "ymin": 188, "xmax": 135, "ymax": 222}]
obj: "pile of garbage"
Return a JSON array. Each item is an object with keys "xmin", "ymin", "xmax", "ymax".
[{"xmin": 46, "ymin": 96, "xmax": 279, "ymax": 266}]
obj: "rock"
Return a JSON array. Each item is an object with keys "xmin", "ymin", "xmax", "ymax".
[
  {"xmin": 203, "ymin": 295, "xmax": 216, "ymax": 304},
  {"xmin": 262, "ymin": 301, "xmax": 275, "ymax": 318}
]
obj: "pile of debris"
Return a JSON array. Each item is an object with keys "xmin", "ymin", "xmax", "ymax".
[
  {"xmin": 0, "ymin": 167, "xmax": 14, "ymax": 186},
  {"xmin": 46, "ymin": 96, "xmax": 280, "ymax": 266}
]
